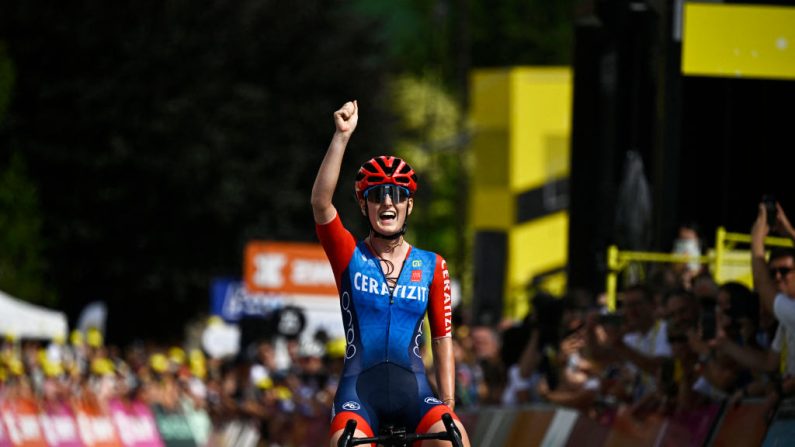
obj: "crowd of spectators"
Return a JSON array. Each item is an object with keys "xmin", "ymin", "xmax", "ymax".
[{"xmin": 3, "ymin": 202, "xmax": 795, "ymax": 445}]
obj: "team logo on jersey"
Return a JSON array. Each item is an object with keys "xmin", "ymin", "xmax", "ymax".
[
  {"xmin": 342, "ymin": 401, "xmax": 361, "ymax": 411},
  {"xmin": 424, "ymin": 397, "xmax": 443, "ymax": 405},
  {"xmin": 412, "ymin": 260, "xmax": 422, "ymax": 268},
  {"xmin": 411, "ymin": 270, "xmax": 422, "ymax": 282}
]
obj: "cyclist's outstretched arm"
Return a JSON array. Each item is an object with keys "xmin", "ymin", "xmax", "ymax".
[
  {"xmin": 432, "ymin": 336, "xmax": 456, "ymax": 410},
  {"xmin": 311, "ymin": 100, "xmax": 358, "ymax": 225}
]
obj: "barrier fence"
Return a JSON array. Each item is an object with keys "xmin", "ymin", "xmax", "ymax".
[
  {"xmin": 1, "ymin": 396, "xmax": 793, "ymax": 446},
  {"xmin": 464, "ymin": 398, "xmax": 791, "ymax": 447}
]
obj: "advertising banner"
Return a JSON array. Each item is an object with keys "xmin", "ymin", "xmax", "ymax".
[
  {"xmin": 40, "ymin": 402, "xmax": 81, "ymax": 447},
  {"xmin": 150, "ymin": 407, "xmax": 196, "ymax": 447},
  {"xmin": 108, "ymin": 400, "xmax": 164, "ymax": 447},
  {"xmin": 0, "ymin": 398, "xmax": 47, "ymax": 446},
  {"xmin": 244, "ymin": 241, "xmax": 337, "ymax": 296},
  {"xmin": 210, "ymin": 278, "xmax": 283, "ymax": 322},
  {"xmin": 74, "ymin": 399, "xmax": 122, "ymax": 447}
]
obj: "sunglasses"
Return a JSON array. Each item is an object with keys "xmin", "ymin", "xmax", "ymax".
[
  {"xmin": 364, "ymin": 184, "xmax": 410, "ymax": 204},
  {"xmin": 769, "ymin": 266, "xmax": 794, "ymax": 279}
]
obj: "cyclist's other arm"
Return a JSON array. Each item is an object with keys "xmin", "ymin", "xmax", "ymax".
[
  {"xmin": 311, "ymin": 100, "xmax": 358, "ymax": 225},
  {"xmin": 433, "ymin": 337, "xmax": 456, "ymax": 410},
  {"xmin": 429, "ymin": 255, "xmax": 456, "ymax": 409}
]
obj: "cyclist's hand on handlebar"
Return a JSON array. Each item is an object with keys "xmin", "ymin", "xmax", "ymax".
[{"xmin": 334, "ymin": 100, "xmax": 358, "ymax": 136}]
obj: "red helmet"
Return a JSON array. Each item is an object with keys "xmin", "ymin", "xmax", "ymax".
[{"xmin": 354, "ymin": 156, "xmax": 418, "ymax": 201}]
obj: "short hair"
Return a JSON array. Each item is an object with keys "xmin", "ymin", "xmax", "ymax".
[{"xmin": 769, "ymin": 247, "xmax": 795, "ymax": 265}]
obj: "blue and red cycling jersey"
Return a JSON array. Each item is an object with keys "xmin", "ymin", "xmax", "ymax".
[{"xmin": 316, "ymin": 212, "xmax": 456, "ymax": 435}]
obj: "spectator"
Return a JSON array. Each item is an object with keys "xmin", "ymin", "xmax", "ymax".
[
  {"xmin": 470, "ymin": 325, "xmax": 506, "ymax": 405},
  {"xmin": 586, "ymin": 284, "xmax": 672, "ymax": 401},
  {"xmin": 749, "ymin": 200, "xmax": 795, "ymax": 395}
]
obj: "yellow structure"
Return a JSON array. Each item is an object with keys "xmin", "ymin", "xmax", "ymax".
[
  {"xmin": 605, "ymin": 227, "xmax": 794, "ymax": 311},
  {"xmin": 683, "ymin": 3, "xmax": 795, "ymax": 80},
  {"xmin": 470, "ymin": 67, "xmax": 572, "ymax": 319}
]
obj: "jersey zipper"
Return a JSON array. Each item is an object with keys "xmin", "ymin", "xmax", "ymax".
[{"xmin": 368, "ymin": 245, "xmax": 411, "ymax": 363}]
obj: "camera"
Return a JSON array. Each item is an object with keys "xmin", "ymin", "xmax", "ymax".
[{"xmin": 762, "ymin": 194, "xmax": 777, "ymax": 227}]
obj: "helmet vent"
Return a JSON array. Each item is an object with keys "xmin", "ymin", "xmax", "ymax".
[
  {"xmin": 367, "ymin": 176, "xmax": 384, "ymax": 182},
  {"xmin": 363, "ymin": 161, "xmax": 377, "ymax": 173},
  {"xmin": 375, "ymin": 157, "xmax": 396, "ymax": 175},
  {"xmin": 399, "ymin": 165, "xmax": 411, "ymax": 174}
]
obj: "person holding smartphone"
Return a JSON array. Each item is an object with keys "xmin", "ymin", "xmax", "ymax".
[{"xmin": 312, "ymin": 101, "xmax": 471, "ymax": 447}]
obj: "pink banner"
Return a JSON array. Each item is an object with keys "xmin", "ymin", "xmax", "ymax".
[
  {"xmin": 0, "ymin": 411, "xmax": 12, "ymax": 447},
  {"xmin": 108, "ymin": 400, "xmax": 163, "ymax": 447},
  {"xmin": 39, "ymin": 402, "xmax": 81, "ymax": 447}
]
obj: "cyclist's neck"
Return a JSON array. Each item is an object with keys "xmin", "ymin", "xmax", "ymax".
[{"xmin": 366, "ymin": 233, "xmax": 408, "ymax": 258}]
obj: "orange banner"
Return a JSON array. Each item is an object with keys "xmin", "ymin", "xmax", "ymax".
[
  {"xmin": 73, "ymin": 399, "xmax": 123, "ymax": 447},
  {"xmin": 0, "ymin": 398, "xmax": 47, "ymax": 447},
  {"xmin": 244, "ymin": 241, "xmax": 337, "ymax": 296}
]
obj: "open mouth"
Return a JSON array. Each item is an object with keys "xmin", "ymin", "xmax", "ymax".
[{"xmin": 379, "ymin": 210, "xmax": 397, "ymax": 222}]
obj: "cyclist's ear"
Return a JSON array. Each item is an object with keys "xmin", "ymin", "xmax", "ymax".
[
  {"xmin": 359, "ymin": 198, "xmax": 367, "ymax": 216},
  {"xmin": 407, "ymin": 197, "xmax": 413, "ymax": 215}
]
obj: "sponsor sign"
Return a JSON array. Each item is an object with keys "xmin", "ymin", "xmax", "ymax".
[
  {"xmin": 210, "ymin": 278, "xmax": 283, "ymax": 322},
  {"xmin": 108, "ymin": 400, "xmax": 164, "ymax": 447},
  {"xmin": 244, "ymin": 242, "xmax": 336, "ymax": 296}
]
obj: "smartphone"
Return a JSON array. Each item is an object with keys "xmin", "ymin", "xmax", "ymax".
[{"xmin": 763, "ymin": 194, "xmax": 777, "ymax": 227}]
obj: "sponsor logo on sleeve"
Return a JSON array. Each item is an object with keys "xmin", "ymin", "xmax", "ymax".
[
  {"xmin": 342, "ymin": 401, "xmax": 361, "ymax": 411},
  {"xmin": 411, "ymin": 270, "xmax": 422, "ymax": 282}
]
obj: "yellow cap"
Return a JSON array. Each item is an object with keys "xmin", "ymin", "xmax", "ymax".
[
  {"xmin": 150, "ymin": 354, "xmax": 169, "ymax": 374},
  {"xmin": 90, "ymin": 358, "xmax": 114, "ymax": 376},
  {"xmin": 43, "ymin": 360, "xmax": 65, "ymax": 378},
  {"xmin": 168, "ymin": 347, "xmax": 186, "ymax": 365},
  {"xmin": 86, "ymin": 328, "xmax": 103, "ymax": 348},
  {"xmin": 256, "ymin": 377, "xmax": 274, "ymax": 390},
  {"xmin": 7, "ymin": 358, "xmax": 24, "ymax": 376},
  {"xmin": 53, "ymin": 334, "xmax": 66, "ymax": 345},
  {"xmin": 4, "ymin": 333, "xmax": 17, "ymax": 343},
  {"xmin": 189, "ymin": 349, "xmax": 206, "ymax": 378},
  {"xmin": 275, "ymin": 386, "xmax": 293, "ymax": 400},
  {"xmin": 0, "ymin": 367, "xmax": 6, "ymax": 382},
  {"xmin": 326, "ymin": 338, "xmax": 347, "ymax": 359},
  {"xmin": 70, "ymin": 330, "xmax": 84, "ymax": 347},
  {"xmin": 37, "ymin": 349, "xmax": 48, "ymax": 365},
  {"xmin": 208, "ymin": 316, "xmax": 224, "ymax": 326}
]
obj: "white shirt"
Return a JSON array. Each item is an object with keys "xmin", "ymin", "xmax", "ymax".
[
  {"xmin": 622, "ymin": 320, "xmax": 672, "ymax": 397},
  {"xmin": 623, "ymin": 320, "xmax": 672, "ymax": 358},
  {"xmin": 774, "ymin": 293, "xmax": 795, "ymax": 333}
]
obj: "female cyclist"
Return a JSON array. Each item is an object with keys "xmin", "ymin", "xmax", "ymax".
[{"xmin": 312, "ymin": 101, "xmax": 472, "ymax": 447}]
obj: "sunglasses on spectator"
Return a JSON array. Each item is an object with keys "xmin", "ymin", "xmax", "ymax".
[
  {"xmin": 364, "ymin": 184, "xmax": 410, "ymax": 204},
  {"xmin": 769, "ymin": 267, "xmax": 794, "ymax": 278}
]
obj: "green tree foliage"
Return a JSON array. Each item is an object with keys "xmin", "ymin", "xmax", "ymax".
[
  {"xmin": 0, "ymin": 41, "xmax": 12, "ymax": 121},
  {"xmin": 389, "ymin": 75, "xmax": 470, "ymax": 288},
  {"xmin": 0, "ymin": 0, "xmax": 392, "ymax": 341},
  {"xmin": 0, "ymin": 152, "xmax": 53, "ymax": 305},
  {"xmin": 471, "ymin": 0, "xmax": 576, "ymax": 66},
  {"xmin": 1, "ymin": 42, "xmax": 53, "ymax": 305}
]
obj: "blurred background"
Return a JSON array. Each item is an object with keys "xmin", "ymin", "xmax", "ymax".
[{"xmin": 0, "ymin": 0, "xmax": 793, "ymax": 345}]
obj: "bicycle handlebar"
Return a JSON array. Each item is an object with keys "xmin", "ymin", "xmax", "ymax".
[{"xmin": 338, "ymin": 413, "xmax": 463, "ymax": 447}]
